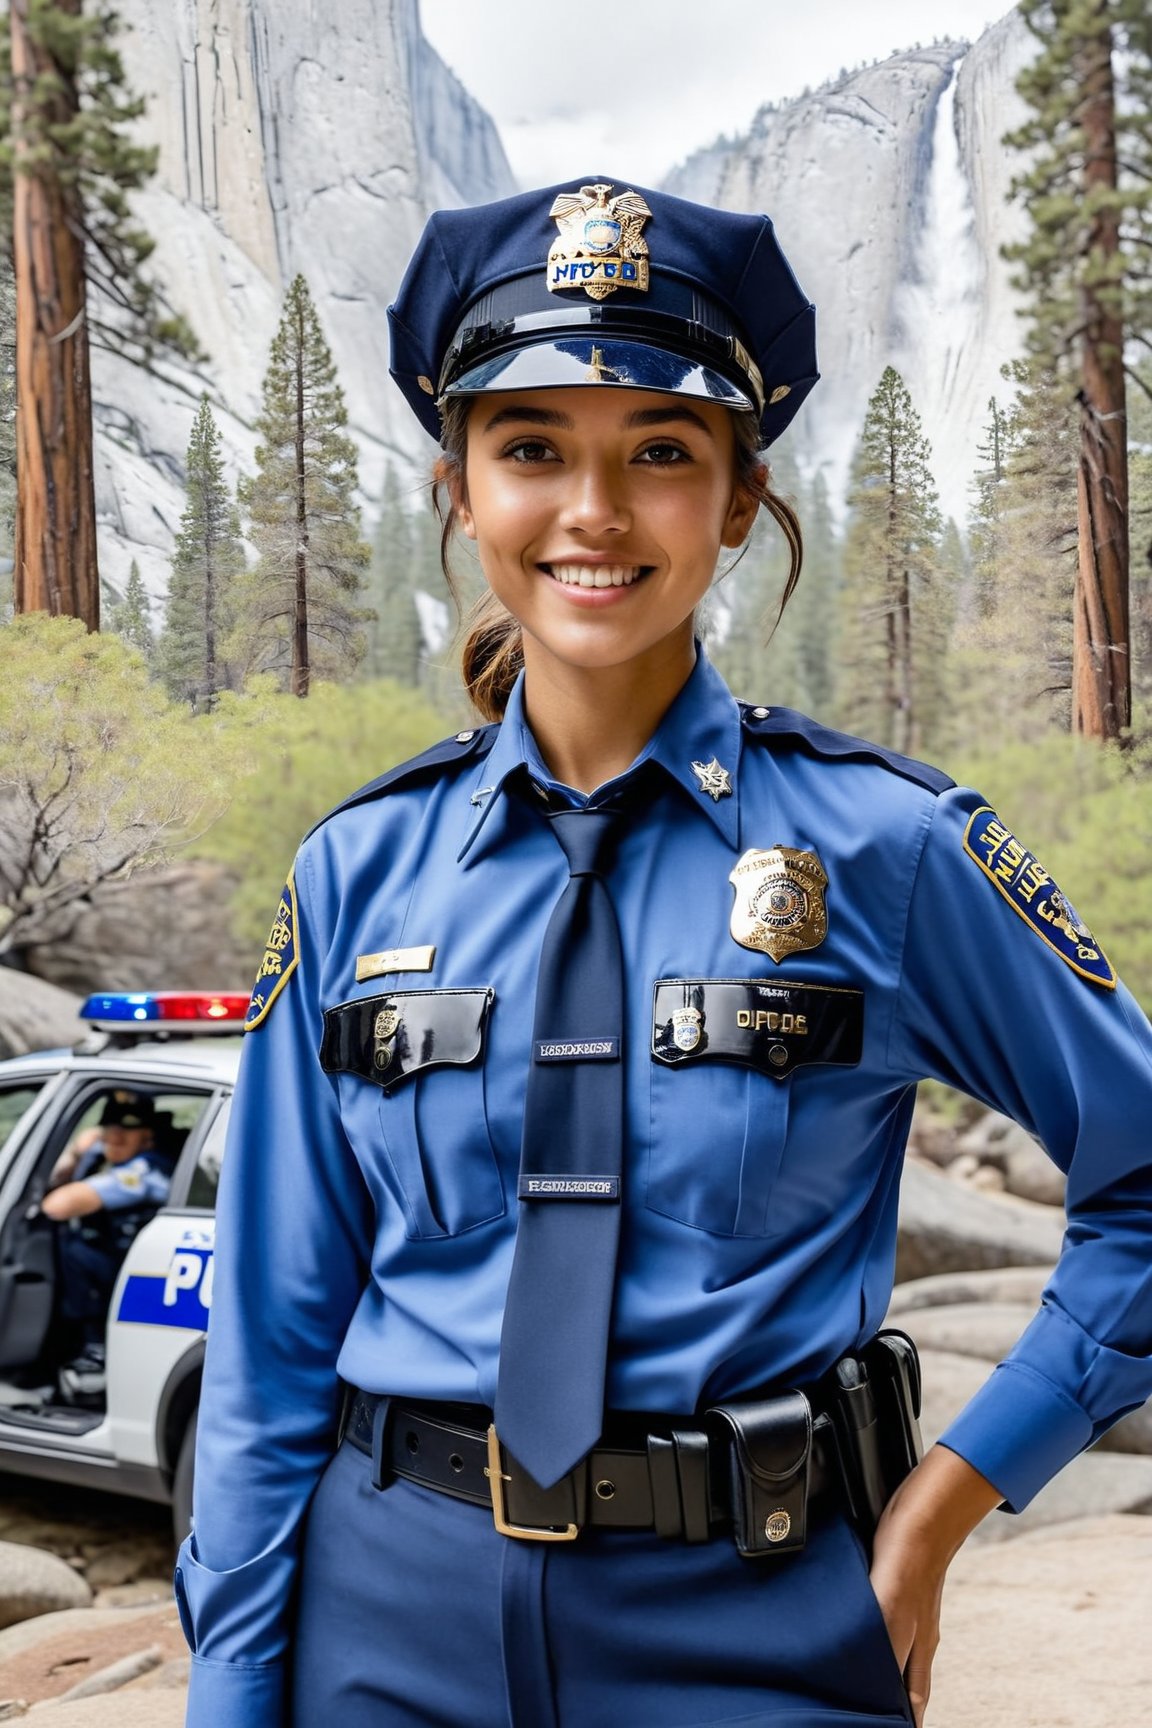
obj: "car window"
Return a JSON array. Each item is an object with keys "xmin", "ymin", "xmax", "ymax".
[
  {"xmin": 186, "ymin": 1096, "xmax": 228, "ymax": 1210},
  {"xmin": 0, "ymin": 1083, "xmax": 47, "ymax": 1162},
  {"xmin": 65, "ymin": 1088, "xmax": 211, "ymax": 1168}
]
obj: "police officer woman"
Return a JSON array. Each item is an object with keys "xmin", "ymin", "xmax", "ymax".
[{"xmin": 177, "ymin": 179, "xmax": 1152, "ymax": 1728}]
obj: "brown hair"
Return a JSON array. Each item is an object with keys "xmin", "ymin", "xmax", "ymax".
[{"xmin": 431, "ymin": 395, "xmax": 804, "ymax": 722}]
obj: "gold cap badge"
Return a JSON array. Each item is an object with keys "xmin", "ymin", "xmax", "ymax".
[
  {"xmin": 728, "ymin": 847, "xmax": 829, "ymax": 963},
  {"xmin": 547, "ymin": 183, "xmax": 652, "ymax": 301}
]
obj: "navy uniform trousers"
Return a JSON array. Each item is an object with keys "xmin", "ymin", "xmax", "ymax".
[{"xmin": 290, "ymin": 1438, "xmax": 914, "ymax": 1728}]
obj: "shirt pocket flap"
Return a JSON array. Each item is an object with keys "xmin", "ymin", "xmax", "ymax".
[
  {"xmin": 651, "ymin": 978, "xmax": 864, "ymax": 1079},
  {"xmin": 321, "ymin": 988, "xmax": 494, "ymax": 1093}
]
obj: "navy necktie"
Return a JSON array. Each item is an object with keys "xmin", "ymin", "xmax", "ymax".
[{"xmin": 495, "ymin": 797, "xmax": 628, "ymax": 1490}]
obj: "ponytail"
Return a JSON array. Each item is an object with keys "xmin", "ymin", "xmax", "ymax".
[{"xmin": 431, "ymin": 397, "xmax": 803, "ymax": 722}]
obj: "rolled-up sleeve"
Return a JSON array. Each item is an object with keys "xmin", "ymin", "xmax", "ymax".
[
  {"xmin": 177, "ymin": 842, "xmax": 373, "ymax": 1725},
  {"xmin": 889, "ymin": 786, "xmax": 1152, "ymax": 1512}
]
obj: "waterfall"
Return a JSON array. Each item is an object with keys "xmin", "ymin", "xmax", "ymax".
[{"xmin": 892, "ymin": 59, "xmax": 984, "ymax": 527}]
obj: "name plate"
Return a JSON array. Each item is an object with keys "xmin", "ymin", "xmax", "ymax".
[
  {"xmin": 517, "ymin": 1175, "xmax": 620, "ymax": 1201},
  {"xmin": 321, "ymin": 988, "xmax": 493, "ymax": 1093},
  {"xmin": 651, "ymin": 978, "xmax": 863, "ymax": 1080}
]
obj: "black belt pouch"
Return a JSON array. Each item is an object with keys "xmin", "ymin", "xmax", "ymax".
[{"xmin": 707, "ymin": 1391, "xmax": 812, "ymax": 1558}]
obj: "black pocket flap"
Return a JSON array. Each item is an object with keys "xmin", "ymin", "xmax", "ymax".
[
  {"xmin": 321, "ymin": 988, "xmax": 493, "ymax": 1093},
  {"xmin": 652, "ymin": 978, "xmax": 863, "ymax": 1078}
]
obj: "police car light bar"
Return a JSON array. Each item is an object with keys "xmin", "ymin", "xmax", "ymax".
[{"xmin": 79, "ymin": 992, "xmax": 250, "ymax": 1033}]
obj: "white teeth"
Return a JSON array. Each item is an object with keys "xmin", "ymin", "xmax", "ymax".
[{"xmin": 547, "ymin": 564, "xmax": 644, "ymax": 588}]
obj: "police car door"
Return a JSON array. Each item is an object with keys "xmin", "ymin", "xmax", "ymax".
[{"xmin": 107, "ymin": 1094, "xmax": 224, "ymax": 1470}]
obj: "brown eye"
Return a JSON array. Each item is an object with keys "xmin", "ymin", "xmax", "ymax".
[
  {"xmin": 505, "ymin": 440, "xmax": 556, "ymax": 463},
  {"xmin": 637, "ymin": 442, "xmax": 690, "ymax": 465}
]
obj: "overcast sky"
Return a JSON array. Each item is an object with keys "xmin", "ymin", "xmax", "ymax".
[{"xmin": 420, "ymin": 0, "xmax": 1016, "ymax": 188}]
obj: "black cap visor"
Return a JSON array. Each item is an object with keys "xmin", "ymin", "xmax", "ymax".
[{"xmin": 445, "ymin": 336, "xmax": 756, "ymax": 417}]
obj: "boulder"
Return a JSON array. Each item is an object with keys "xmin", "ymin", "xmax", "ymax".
[
  {"xmin": 930, "ymin": 1515, "xmax": 1152, "ymax": 1727},
  {"xmin": 999, "ymin": 1125, "xmax": 1066, "ymax": 1207},
  {"xmin": 0, "ymin": 973, "xmax": 83, "ymax": 1061},
  {"xmin": 55, "ymin": 1646, "xmax": 164, "ymax": 1702},
  {"xmin": 1095, "ymin": 1401, "xmax": 1152, "ymax": 1457},
  {"xmin": 893, "ymin": 1301, "xmax": 1036, "ymax": 1364},
  {"xmin": 887, "ymin": 1265, "xmax": 1053, "ymax": 1314},
  {"xmin": 896, "ymin": 1159, "xmax": 1065, "ymax": 1282},
  {"xmin": 24, "ymin": 1697, "xmax": 186, "ymax": 1724},
  {"xmin": 917, "ymin": 1347, "xmax": 994, "ymax": 1449},
  {"xmin": 0, "ymin": 1545, "xmax": 91, "ymax": 1631},
  {"xmin": 955, "ymin": 1109, "xmax": 1015, "ymax": 1160}
]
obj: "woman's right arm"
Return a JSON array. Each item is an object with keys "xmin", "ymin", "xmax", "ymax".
[{"xmin": 176, "ymin": 842, "xmax": 375, "ymax": 1727}]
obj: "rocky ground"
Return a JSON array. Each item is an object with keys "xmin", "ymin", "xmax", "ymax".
[{"xmin": 0, "ymin": 1101, "xmax": 1148, "ymax": 1724}]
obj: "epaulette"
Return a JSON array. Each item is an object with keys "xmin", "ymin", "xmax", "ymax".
[
  {"xmin": 304, "ymin": 724, "xmax": 500, "ymax": 840},
  {"xmin": 738, "ymin": 703, "xmax": 955, "ymax": 795}
]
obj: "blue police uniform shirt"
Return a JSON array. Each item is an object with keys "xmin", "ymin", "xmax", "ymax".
[
  {"xmin": 177, "ymin": 646, "xmax": 1152, "ymax": 1723},
  {"xmin": 75, "ymin": 1143, "xmax": 172, "ymax": 1211}
]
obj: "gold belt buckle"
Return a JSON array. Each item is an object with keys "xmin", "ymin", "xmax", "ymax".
[{"xmin": 484, "ymin": 1426, "xmax": 579, "ymax": 1541}]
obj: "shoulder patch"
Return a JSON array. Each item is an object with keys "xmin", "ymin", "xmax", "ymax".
[
  {"xmin": 245, "ymin": 872, "xmax": 300, "ymax": 1030},
  {"xmin": 962, "ymin": 806, "xmax": 1115, "ymax": 989},
  {"xmin": 305, "ymin": 726, "xmax": 499, "ymax": 840},
  {"xmin": 739, "ymin": 705, "xmax": 954, "ymax": 796}
]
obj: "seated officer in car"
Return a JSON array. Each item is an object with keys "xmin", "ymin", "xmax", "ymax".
[{"xmin": 43, "ymin": 1093, "xmax": 174, "ymax": 1386}]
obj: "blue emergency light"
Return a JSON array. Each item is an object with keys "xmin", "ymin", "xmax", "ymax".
[{"xmin": 79, "ymin": 992, "xmax": 250, "ymax": 1032}]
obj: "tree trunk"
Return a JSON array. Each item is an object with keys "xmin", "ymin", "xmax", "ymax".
[
  {"xmin": 10, "ymin": 0, "xmax": 100, "ymax": 627},
  {"xmin": 204, "ymin": 528, "xmax": 217, "ymax": 707},
  {"xmin": 1071, "ymin": 16, "xmax": 1130, "ymax": 740},
  {"xmin": 895, "ymin": 561, "xmax": 913, "ymax": 754},
  {"xmin": 291, "ymin": 302, "xmax": 309, "ymax": 697}
]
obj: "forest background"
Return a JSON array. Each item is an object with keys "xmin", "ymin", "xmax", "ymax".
[{"xmin": 1, "ymin": 0, "xmax": 1151, "ymax": 1019}]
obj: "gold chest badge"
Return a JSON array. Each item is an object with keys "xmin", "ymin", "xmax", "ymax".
[{"xmin": 728, "ymin": 847, "xmax": 829, "ymax": 963}]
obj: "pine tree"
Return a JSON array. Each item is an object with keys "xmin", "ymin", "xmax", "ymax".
[
  {"xmin": 234, "ymin": 276, "xmax": 369, "ymax": 696},
  {"xmin": 1004, "ymin": 0, "xmax": 1152, "ymax": 738},
  {"xmin": 969, "ymin": 396, "xmax": 1013, "ymax": 619},
  {"xmin": 0, "ymin": 1, "xmax": 202, "ymax": 626},
  {"xmin": 156, "ymin": 398, "xmax": 244, "ymax": 710},
  {"xmin": 953, "ymin": 359, "xmax": 1079, "ymax": 743},
  {"xmin": 108, "ymin": 557, "xmax": 152, "ymax": 658},
  {"xmin": 837, "ymin": 368, "xmax": 945, "ymax": 753},
  {"xmin": 364, "ymin": 467, "xmax": 424, "ymax": 685}
]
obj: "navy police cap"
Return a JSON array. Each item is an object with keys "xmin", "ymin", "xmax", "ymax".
[{"xmin": 388, "ymin": 176, "xmax": 818, "ymax": 449}]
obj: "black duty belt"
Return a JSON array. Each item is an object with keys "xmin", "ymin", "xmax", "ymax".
[{"xmin": 343, "ymin": 1390, "xmax": 844, "ymax": 1556}]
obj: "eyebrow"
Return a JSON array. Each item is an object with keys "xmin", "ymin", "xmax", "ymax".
[
  {"xmin": 481, "ymin": 402, "xmax": 716, "ymax": 437},
  {"xmin": 623, "ymin": 405, "xmax": 715, "ymax": 437},
  {"xmin": 482, "ymin": 405, "xmax": 573, "ymax": 432}
]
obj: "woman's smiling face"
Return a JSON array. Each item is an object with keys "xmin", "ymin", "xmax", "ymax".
[{"xmin": 455, "ymin": 386, "xmax": 759, "ymax": 684}]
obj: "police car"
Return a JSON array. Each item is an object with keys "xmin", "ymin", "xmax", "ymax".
[{"xmin": 0, "ymin": 992, "xmax": 243, "ymax": 1541}]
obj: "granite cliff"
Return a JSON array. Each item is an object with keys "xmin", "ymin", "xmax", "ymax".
[
  {"xmin": 93, "ymin": 0, "xmax": 514, "ymax": 605},
  {"xmin": 665, "ymin": 10, "xmax": 1037, "ymax": 520}
]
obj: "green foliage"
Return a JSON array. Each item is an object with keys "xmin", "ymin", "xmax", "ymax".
[
  {"xmin": 951, "ymin": 722, "xmax": 1152, "ymax": 1012},
  {"xmin": 198, "ymin": 678, "xmax": 448, "ymax": 954},
  {"xmin": 953, "ymin": 360, "xmax": 1078, "ymax": 746},
  {"xmin": 0, "ymin": 0, "xmax": 202, "ymax": 364},
  {"xmin": 969, "ymin": 395, "xmax": 1011, "ymax": 618},
  {"xmin": 1005, "ymin": 0, "xmax": 1152, "ymax": 375},
  {"xmin": 0, "ymin": 615, "xmax": 243, "ymax": 958},
  {"xmin": 837, "ymin": 367, "xmax": 949, "ymax": 754},
  {"xmin": 233, "ymin": 276, "xmax": 370, "ymax": 693},
  {"xmin": 363, "ymin": 466, "xmax": 425, "ymax": 686},
  {"xmin": 707, "ymin": 442, "xmax": 842, "ymax": 712},
  {"xmin": 108, "ymin": 557, "xmax": 153, "ymax": 659},
  {"xmin": 156, "ymin": 398, "xmax": 245, "ymax": 708}
]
